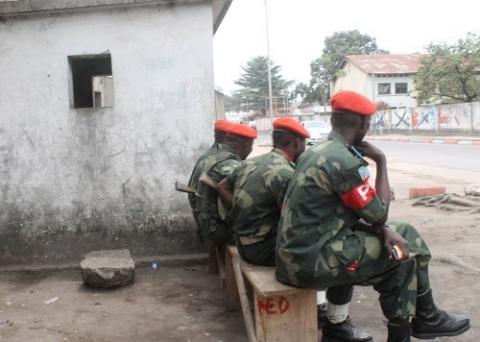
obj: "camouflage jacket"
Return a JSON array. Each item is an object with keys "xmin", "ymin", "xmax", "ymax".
[
  {"xmin": 188, "ymin": 143, "xmax": 222, "ymax": 221},
  {"xmin": 227, "ymin": 148, "xmax": 294, "ymax": 245},
  {"xmin": 195, "ymin": 145, "xmax": 242, "ymax": 241},
  {"xmin": 276, "ymin": 131, "xmax": 387, "ymax": 288}
]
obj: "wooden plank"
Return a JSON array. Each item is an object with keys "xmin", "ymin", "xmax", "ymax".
[
  {"xmin": 232, "ymin": 253, "xmax": 257, "ymax": 342},
  {"xmin": 254, "ymin": 291, "xmax": 318, "ymax": 342},
  {"xmin": 227, "ymin": 246, "xmax": 310, "ymax": 297},
  {"xmin": 224, "ymin": 246, "xmax": 240, "ymax": 311},
  {"xmin": 227, "ymin": 245, "xmax": 240, "ymax": 258},
  {"xmin": 241, "ymin": 263, "xmax": 309, "ymax": 297},
  {"xmin": 216, "ymin": 245, "xmax": 226, "ymax": 289}
]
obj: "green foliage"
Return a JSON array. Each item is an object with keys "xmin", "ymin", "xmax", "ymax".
[
  {"xmin": 300, "ymin": 30, "xmax": 388, "ymax": 105},
  {"xmin": 230, "ymin": 56, "xmax": 293, "ymax": 113},
  {"xmin": 415, "ymin": 33, "xmax": 480, "ymax": 104}
]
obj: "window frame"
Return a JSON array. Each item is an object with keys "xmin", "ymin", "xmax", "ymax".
[
  {"xmin": 68, "ymin": 53, "xmax": 113, "ymax": 109},
  {"xmin": 377, "ymin": 83, "xmax": 391, "ymax": 95},
  {"xmin": 395, "ymin": 82, "xmax": 408, "ymax": 95}
]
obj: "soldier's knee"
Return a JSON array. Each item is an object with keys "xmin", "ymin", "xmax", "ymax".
[{"xmin": 387, "ymin": 221, "xmax": 419, "ymax": 236}]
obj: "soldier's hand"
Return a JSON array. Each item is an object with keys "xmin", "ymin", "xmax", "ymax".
[
  {"xmin": 383, "ymin": 227, "xmax": 409, "ymax": 261},
  {"xmin": 356, "ymin": 141, "xmax": 386, "ymax": 164}
]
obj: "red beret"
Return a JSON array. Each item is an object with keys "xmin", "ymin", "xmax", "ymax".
[
  {"xmin": 214, "ymin": 119, "xmax": 232, "ymax": 133},
  {"xmin": 273, "ymin": 117, "xmax": 310, "ymax": 139},
  {"xmin": 331, "ymin": 91, "xmax": 377, "ymax": 116},
  {"xmin": 227, "ymin": 123, "xmax": 257, "ymax": 139}
]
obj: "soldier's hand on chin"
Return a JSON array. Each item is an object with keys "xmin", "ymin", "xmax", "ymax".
[
  {"xmin": 383, "ymin": 228, "xmax": 409, "ymax": 261},
  {"xmin": 356, "ymin": 141, "xmax": 386, "ymax": 164}
]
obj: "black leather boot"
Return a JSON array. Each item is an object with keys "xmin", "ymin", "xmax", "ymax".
[
  {"xmin": 387, "ymin": 319, "xmax": 410, "ymax": 342},
  {"xmin": 322, "ymin": 317, "xmax": 373, "ymax": 342},
  {"xmin": 411, "ymin": 289, "xmax": 470, "ymax": 339}
]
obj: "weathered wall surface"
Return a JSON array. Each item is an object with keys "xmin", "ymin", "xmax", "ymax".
[
  {"xmin": 373, "ymin": 102, "xmax": 480, "ymax": 133},
  {"xmin": 0, "ymin": 3, "xmax": 215, "ymax": 264}
]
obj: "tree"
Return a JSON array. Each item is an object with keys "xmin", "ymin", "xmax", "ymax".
[
  {"xmin": 301, "ymin": 30, "xmax": 388, "ymax": 105},
  {"xmin": 224, "ymin": 94, "xmax": 237, "ymax": 113},
  {"xmin": 415, "ymin": 33, "xmax": 480, "ymax": 104},
  {"xmin": 231, "ymin": 56, "xmax": 293, "ymax": 113}
]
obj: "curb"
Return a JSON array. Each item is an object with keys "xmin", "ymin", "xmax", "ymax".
[
  {"xmin": 0, "ymin": 253, "xmax": 209, "ymax": 273},
  {"xmin": 409, "ymin": 187, "xmax": 446, "ymax": 199},
  {"xmin": 367, "ymin": 136, "xmax": 480, "ymax": 145}
]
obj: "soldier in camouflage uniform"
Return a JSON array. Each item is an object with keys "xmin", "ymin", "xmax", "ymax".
[
  {"xmin": 222, "ymin": 117, "xmax": 372, "ymax": 342},
  {"xmin": 275, "ymin": 91, "xmax": 470, "ymax": 342},
  {"xmin": 188, "ymin": 120, "xmax": 232, "ymax": 238},
  {"xmin": 226, "ymin": 118, "xmax": 309, "ymax": 265},
  {"xmin": 195, "ymin": 123, "xmax": 256, "ymax": 245}
]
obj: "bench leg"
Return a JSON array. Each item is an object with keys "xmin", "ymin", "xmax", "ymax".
[
  {"xmin": 215, "ymin": 245, "xmax": 226, "ymax": 288},
  {"xmin": 231, "ymin": 254, "xmax": 257, "ymax": 341},
  {"xmin": 254, "ymin": 291, "xmax": 318, "ymax": 342},
  {"xmin": 224, "ymin": 246, "xmax": 241, "ymax": 311},
  {"xmin": 207, "ymin": 244, "xmax": 219, "ymax": 274}
]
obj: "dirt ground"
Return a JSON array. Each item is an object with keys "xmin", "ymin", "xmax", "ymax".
[{"xmin": 1, "ymin": 145, "xmax": 479, "ymax": 341}]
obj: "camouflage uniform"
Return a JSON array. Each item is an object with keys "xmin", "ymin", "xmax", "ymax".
[
  {"xmin": 188, "ymin": 143, "xmax": 222, "ymax": 233},
  {"xmin": 227, "ymin": 148, "xmax": 294, "ymax": 266},
  {"xmin": 195, "ymin": 145, "xmax": 242, "ymax": 244},
  {"xmin": 276, "ymin": 131, "xmax": 432, "ymax": 320}
]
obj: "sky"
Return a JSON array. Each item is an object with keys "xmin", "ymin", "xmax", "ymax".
[{"xmin": 213, "ymin": 0, "xmax": 480, "ymax": 95}]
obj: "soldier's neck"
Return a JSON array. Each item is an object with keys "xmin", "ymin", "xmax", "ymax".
[
  {"xmin": 276, "ymin": 147, "xmax": 295, "ymax": 162},
  {"xmin": 334, "ymin": 129, "xmax": 357, "ymax": 146}
]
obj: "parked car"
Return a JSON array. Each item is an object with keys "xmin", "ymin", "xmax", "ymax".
[{"xmin": 302, "ymin": 120, "xmax": 331, "ymax": 145}]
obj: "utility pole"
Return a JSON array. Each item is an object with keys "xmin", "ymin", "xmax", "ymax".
[{"xmin": 264, "ymin": 0, "xmax": 274, "ymax": 131}]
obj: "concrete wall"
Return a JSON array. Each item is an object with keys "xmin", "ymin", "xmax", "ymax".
[
  {"xmin": 0, "ymin": 0, "xmax": 205, "ymax": 15},
  {"xmin": 373, "ymin": 102, "xmax": 480, "ymax": 133},
  {"xmin": 0, "ymin": 3, "xmax": 215, "ymax": 264},
  {"xmin": 215, "ymin": 90, "xmax": 225, "ymax": 119}
]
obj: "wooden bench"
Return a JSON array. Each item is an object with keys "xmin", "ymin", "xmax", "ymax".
[
  {"xmin": 207, "ymin": 244, "xmax": 241, "ymax": 311},
  {"xmin": 226, "ymin": 246, "xmax": 318, "ymax": 342}
]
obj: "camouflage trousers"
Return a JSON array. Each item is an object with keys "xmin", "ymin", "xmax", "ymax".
[
  {"xmin": 239, "ymin": 236, "xmax": 356, "ymax": 305},
  {"xmin": 317, "ymin": 221, "xmax": 431, "ymax": 320},
  {"xmin": 199, "ymin": 216, "xmax": 234, "ymax": 245}
]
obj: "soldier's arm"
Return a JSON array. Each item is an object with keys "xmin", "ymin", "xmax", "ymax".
[
  {"xmin": 332, "ymin": 163, "xmax": 388, "ymax": 226},
  {"xmin": 356, "ymin": 141, "xmax": 391, "ymax": 217},
  {"xmin": 208, "ymin": 159, "xmax": 242, "ymax": 206},
  {"xmin": 265, "ymin": 166, "xmax": 293, "ymax": 208},
  {"xmin": 217, "ymin": 178, "xmax": 234, "ymax": 207}
]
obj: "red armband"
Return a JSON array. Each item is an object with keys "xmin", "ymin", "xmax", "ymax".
[{"xmin": 340, "ymin": 180, "xmax": 376, "ymax": 210}]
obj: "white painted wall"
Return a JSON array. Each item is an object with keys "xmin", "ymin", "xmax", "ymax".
[
  {"xmin": 331, "ymin": 62, "xmax": 371, "ymax": 97},
  {"xmin": 331, "ymin": 61, "xmax": 417, "ymax": 108},
  {"xmin": 0, "ymin": 3, "xmax": 215, "ymax": 260},
  {"xmin": 373, "ymin": 75, "xmax": 417, "ymax": 108}
]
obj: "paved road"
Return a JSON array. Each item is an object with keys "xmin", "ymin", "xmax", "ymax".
[{"xmin": 372, "ymin": 141, "xmax": 480, "ymax": 172}]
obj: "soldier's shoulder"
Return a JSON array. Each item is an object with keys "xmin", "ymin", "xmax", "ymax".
[
  {"xmin": 213, "ymin": 148, "xmax": 239, "ymax": 162},
  {"xmin": 302, "ymin": 140, "xmax": 362, "ymax": 172},
  {"xmin": 327, "ymin": 144, "xmax": 364, "ymax": 172}
]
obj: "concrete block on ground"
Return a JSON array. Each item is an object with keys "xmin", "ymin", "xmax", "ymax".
[
  {"xmin": 409, "ymin": 186, "xmax": 446, "ymax": 199},
  {"xmin": 81, "ymin": 249, "xmax": 135, "ymax": 289}
]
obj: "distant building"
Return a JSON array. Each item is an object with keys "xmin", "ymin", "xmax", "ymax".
[
  {"xmin": 330, "ymin": 54, "xmax": 423, "ymax": 108},
  {"xmin": 215, "ymin": 87, "xmax": 226, "ymax": 119},
  {"xmin": 0, "ymin": 0, "xmax": 232, "ymax": 264}
]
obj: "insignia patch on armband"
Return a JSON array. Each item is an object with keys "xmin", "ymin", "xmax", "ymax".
[
  {"xmin": 340, "ymin": 180, "xmax": 376, "ymax": 210},
  {"xmin": 357, "ymin": 166, "xmax": 370, "ymax": 181}
]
